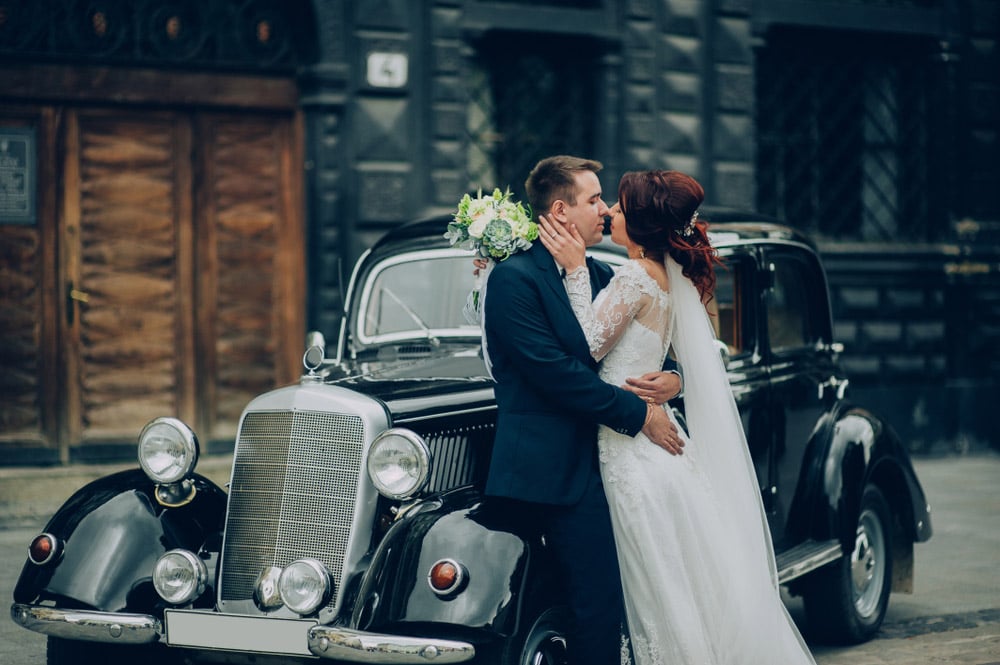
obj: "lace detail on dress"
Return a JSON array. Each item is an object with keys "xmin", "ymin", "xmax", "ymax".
[{"xmin": 564, "ymin": 261, "xmax": 670, "ymax": 365}]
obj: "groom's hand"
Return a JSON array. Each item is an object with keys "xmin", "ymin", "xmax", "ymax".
[
  {"xmin": 624, "ymin": 371, "xmax": 681, "ymax": 404},
  {"xmin": 642, "ymin": 406, "xmax": 684, "ymax": 455}
]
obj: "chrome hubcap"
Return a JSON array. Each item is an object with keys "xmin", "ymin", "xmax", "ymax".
[{"xmin": 850, "ymin": 508, "xmax": 885, "ymax": 618}]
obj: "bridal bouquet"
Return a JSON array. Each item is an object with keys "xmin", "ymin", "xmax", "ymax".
[
  {"xmin": 445, "ymin": 188, "xmax": 537, "ymax": 317},
  {"xmin": 444, "ymin": 187, "xmax": 537, "ymax": 261}
]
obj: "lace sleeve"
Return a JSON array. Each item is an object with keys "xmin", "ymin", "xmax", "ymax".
[{"xmin": 564, "ymin": 261, "xmax": 651, "ymax": 362}]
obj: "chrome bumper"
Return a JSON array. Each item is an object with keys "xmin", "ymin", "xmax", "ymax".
[
  {"xmin": 12, "ymin": 603, "xmax": 475, "ymax": 663},
  {"xmin": 10, "ymin": 603, "xmax": 161, "ymax": 644},
  {"xmin": 308, "ymin": 625, "xmax": 475, "ymax": 663}
]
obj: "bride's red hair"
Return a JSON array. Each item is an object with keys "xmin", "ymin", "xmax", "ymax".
[{"xmin": 618, "ymin": 170, "xmax": 722, "ymax": 302}]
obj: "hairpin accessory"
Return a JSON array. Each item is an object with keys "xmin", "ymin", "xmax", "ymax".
[{"xmin": 681, "ymin": 210, "xmax": 699, "ymax": 237}]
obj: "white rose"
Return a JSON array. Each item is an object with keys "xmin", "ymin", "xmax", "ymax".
[{"xmin": 467, "ymin": 207, "xmax": 494, "ymax": 238}]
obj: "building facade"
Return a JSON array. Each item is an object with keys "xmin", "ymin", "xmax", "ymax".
[{"xmin": 0, "ymin": 0, "xmax": 996, "ymax": 464}]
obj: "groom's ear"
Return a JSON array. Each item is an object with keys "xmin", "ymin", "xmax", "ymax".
[{"xmin": 549, "ymin": 199, "xmax": 568, "ymax": 222}]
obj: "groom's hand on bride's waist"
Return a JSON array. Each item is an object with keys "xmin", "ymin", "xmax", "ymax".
[
  {"xmin": 641, "ymin": 406, "xmax": 684, "ymax": 455},
  {"xmin": 623, "ymin": 370, "xmax": 682, "ymax": 405}
]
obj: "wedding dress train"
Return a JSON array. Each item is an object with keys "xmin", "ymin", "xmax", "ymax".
[{"xmin": 565, "ymin": 259, "xmax": 815, "ymax": 665}]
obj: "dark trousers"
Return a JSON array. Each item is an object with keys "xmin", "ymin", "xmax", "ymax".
[{"xmin": 489, "ymin": 470, "xmax": 625, "ymax": 665}]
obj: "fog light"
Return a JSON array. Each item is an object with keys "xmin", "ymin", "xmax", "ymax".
[
  {"xmin": 279, "ymin": 558, "xmax": 331, "ymax": 615},
  {"xmin": 153, "ymin": 549, "xmax": 207, "ymax": 605},
  {"xmin": 428, "ymin": 558, "xmax": 467, "ymax": 597},
  {"xmin": 27, "ymin": 533, "xmax": 60, "ymax": 565}
]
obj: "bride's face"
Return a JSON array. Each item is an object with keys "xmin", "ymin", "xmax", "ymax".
[{"xmin": 608, "ymin": 201, "xmax": 631, "ymax": 248}]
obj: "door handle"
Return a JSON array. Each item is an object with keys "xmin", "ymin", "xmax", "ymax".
[{"xmin": 66, "ymin": 282, "xmax": 90, "ymax": 324}]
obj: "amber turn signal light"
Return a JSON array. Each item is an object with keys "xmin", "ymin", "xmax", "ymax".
[
  {"xmin": 27, "ymin": 533, "xmax": 60, "ymax": 565},
  {"xmin": 427, "ymin": 558, "xmax": 467, "ymax": 596}
]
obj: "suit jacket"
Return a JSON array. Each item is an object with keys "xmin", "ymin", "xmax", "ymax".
[{"xmin": 483, "ymin": 242, "xmax": 648, "ymax": 506}]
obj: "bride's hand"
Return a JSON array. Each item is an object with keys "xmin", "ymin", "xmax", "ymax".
[{"xmin": 538, "ymin": 214, "xmax": 586, "ymax": 273}]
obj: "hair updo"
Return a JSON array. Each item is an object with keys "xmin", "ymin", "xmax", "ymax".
[{"xmin": 618, "ymin": 170, "xmax": 722, "ymax": 302}]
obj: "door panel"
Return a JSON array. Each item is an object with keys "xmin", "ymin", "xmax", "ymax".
[
  {"xmin": 198, "ymin": 114, "xmax": 304, "ymax": 441},
  {"xmin": 70, "ymin": 112, "xmax": 190, "ymax": 450},
  {"xmin": 763, "ymin": 247, "xmax": 838, "ymax": 546},
  {"xmin": 0, "ymin": 108, "xmax": 60, "ymax": 462}
]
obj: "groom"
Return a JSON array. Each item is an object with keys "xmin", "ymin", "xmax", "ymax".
[{"xmin": 483, "ymin": 155, "xmax": 683, "ymax": 665}]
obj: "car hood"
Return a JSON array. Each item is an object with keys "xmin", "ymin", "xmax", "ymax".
[{"xmin": 327, "ymin": 343, "xmax": 494, "ymax": 403}]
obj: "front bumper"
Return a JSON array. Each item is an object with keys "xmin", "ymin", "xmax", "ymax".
[
  {"xmin": 10, "ymin": 603, "xmax": 160, "ymax": 645},
  {"xmin": 11, "ymin": 603, "xmax": 476, "ymax": 663}
]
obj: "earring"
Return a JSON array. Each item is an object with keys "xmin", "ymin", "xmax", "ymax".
[{"xmin": 639, "ymin": 248, "xmax": 646, "ymax": 260}]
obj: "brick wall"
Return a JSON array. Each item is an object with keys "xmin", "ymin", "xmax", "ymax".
[{"xmin": 821, "ymin": 240, "xmax": 1000, "ymax": 454}]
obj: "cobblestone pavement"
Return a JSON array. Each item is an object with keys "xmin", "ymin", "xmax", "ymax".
[{"xmin": 811, "ymin": 610, "xmax": 1000, "ymax": 664}]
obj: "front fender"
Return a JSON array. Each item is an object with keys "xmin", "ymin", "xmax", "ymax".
[
  {"xmin": 13, "ymin": 469, "xmax": 227, "ymax": 614},
  {"xmin": 354, "ymin": 488, "xmax": 545, "ymax": 638}
]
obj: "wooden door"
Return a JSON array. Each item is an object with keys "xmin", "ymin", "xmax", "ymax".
[
  {"xmin": 0, "ymin": 106, "xmax": 60, "ymax": 463},
  {"xmin": 0, "ymin": 105, "xmax": 304, "ymax": 462},
  {"xmin": 63, "ymin": 111, "xmax": 194, "ymax": 456}
]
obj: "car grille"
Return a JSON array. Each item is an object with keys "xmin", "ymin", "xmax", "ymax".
[{"xmin": 219, "ymin": 409, "xmax": 365, "ymax": 609}]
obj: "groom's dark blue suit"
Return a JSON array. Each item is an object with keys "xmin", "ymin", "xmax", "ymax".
[{"xmin": 483, "ymin": 241, "xmax": 649, "ymax": 665}]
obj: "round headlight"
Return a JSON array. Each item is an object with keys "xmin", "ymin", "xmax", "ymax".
[
  {"xmin": 138, "ymin": 417, "xmax": 199, "ymax": 484},
  {"xmin": 279, "ymin": 558, "xmax": 331, "ymax": 615},
  {"xmin": 153, "ymin": 549, "xmax": 207, "ymax": 605},
  {"xmin": 367, "ymin": 429, "xmax": 431, "ymax": 500}
]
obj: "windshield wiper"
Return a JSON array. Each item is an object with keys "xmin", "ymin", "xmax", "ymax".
[{"xmin": 380, "ymin": 287, "xmax": 441, "ymax": 347}]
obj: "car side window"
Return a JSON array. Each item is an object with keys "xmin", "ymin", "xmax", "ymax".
[
  {"xmin": 765, "ymin": 252, "xmax": 821, "ymax": 352},
  {"xmin": 712, "ymin": 255, "xmax": 753, "ymax": 358}
]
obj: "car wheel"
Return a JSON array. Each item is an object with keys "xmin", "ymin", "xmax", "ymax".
[
  {"xmin": 47, "ymin": 636, "xmax": 167, "ymax": 665},
  {"xmin": 803, "ymin": 485, "xmax": 893, "ymax": 644},
  {"xmin": 497, "ymin": 606, "xmax": 569, "ymax": 665}
]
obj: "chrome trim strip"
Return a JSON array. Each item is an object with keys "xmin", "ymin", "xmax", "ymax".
[
  {"xmin": 309, "ymin": 626, "xmax": 475, "ymax": 663},
  {"xmin": 10, "ymin": 603, "xmax": 160, "ymax": 644}
]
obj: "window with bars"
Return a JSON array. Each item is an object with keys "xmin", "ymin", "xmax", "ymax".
[
  {"xmin": 755, "ymin": 29, "xmax": 946, "ymax": 242},
  {"xmin": 465, "ymin": 33, "xmax": 600, "ymax": 203}
]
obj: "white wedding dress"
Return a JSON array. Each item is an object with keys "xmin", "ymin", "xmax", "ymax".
[{"xmin": 565, "ymin": 259, "xmax": 816, "ymax": 665}]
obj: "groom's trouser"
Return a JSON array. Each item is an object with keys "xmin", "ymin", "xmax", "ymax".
[{"xmin": 493, "ymin": 469, "xmax": 625, "ymax": 665}]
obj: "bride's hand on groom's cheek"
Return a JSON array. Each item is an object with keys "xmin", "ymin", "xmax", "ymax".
[{"xmin": 538, "ymin": 214, "xmax": 586, "ymax": 271}]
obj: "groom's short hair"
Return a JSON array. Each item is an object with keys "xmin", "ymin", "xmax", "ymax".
[{"xmin": 525, "ymin": 155, "xmax": 603, "ymax": 218}]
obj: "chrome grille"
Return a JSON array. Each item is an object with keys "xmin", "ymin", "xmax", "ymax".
[{"xmin": 220, "ymin": 410, "xmax": 365, "ymax": 606}]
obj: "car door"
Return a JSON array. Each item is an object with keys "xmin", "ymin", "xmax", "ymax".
[
  {"xmin": 761, "ymin": 244, "xmax": 841, "ymax": 549},
  {"xmin": 712, "ymin": 246, "xmax": 773, "ymax": 512}
]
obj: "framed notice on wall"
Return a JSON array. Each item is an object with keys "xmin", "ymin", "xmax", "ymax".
[{"xmin": 0, "ymin": 127, "xmax": 36, "ymax": 225}]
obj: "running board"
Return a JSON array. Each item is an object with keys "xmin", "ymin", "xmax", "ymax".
[{"xmin": 776, "ymin": 539, "xmax": 842, "ymax": 584}]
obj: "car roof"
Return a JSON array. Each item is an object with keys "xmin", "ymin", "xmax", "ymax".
[{"xmin": 373, "ymin": 208, "xmax": 816, "ymax": 255}]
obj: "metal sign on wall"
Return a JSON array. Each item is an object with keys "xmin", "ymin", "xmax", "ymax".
[{"xmin": 0, "ymin": 127, "xmax": 36, "ymax": 225}]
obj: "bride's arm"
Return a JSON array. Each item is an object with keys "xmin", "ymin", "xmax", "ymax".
[{"xmin": 565, "ymin": 266, "xmax": 646, "ymax": 362}]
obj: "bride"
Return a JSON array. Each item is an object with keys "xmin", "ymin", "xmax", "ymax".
[{"xmin": 538, "ymin": 170, "xmax": 816, "ymax": 665}]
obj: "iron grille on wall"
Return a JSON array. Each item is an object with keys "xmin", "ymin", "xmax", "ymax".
[
  {"xmin": 755, "ymin": 30, "xmax": 947, "ymax": 242},
  {"xmin": 0, "ymin": 0, "xmax": 312, "ymax": 73},
  {"xmin": 465, "ymin": 34, "xmax": 599, "ymax": 203}
]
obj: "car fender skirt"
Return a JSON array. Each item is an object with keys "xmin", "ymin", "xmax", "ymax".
[
  {"xmin": 10, "ymin": 602, "xmax": 161, "ymax": 644},
  {"xmin": 355, "ymin": 497, "xmax": 533, "ymax": 635}
]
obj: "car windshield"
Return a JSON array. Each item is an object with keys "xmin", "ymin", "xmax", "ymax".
[{"xmin": 357, "ymin": 250, "xmax": 482, "ymax": 344}]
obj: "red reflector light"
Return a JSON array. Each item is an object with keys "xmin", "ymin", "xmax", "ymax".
[
  {"xmin": 427, "ymin": 559, "xmax": 466, "ymax": 596},
  {"xmin": 28, "ymin": 533, "xmax": 59, "ymax": 565}
]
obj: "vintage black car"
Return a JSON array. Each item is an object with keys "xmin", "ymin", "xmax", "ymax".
[{"xmin": 11, "ymin": 214, "xmax": 933, "ymax": 664}]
